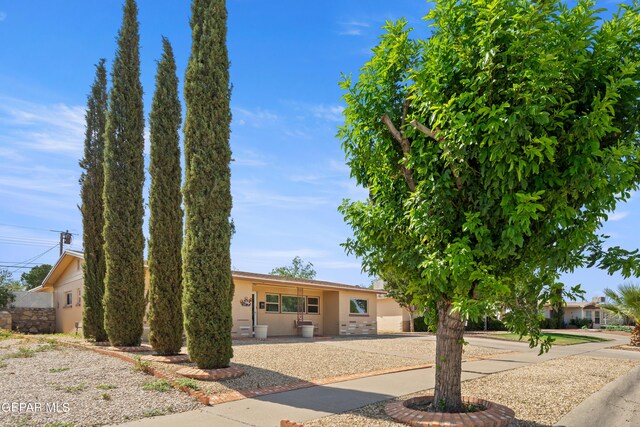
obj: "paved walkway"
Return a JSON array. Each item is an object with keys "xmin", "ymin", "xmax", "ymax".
[{"xmin": 115, "ymin": 332, "xmax": 639, "ymax": 427}]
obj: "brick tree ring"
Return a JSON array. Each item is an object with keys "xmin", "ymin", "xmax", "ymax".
[
  {"xmin": 177, "ymin": 365, "xmax": 245, "ymax": 380},
  {"xmin": 384, "ymin": 395, "xmax": 515, "ymax": 427}
]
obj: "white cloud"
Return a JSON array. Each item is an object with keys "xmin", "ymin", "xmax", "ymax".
[
  {"xmin": 232, "ymin": 148, "xmax": 267, "ymax": 167},
  {"xmin": 339, "ymin": 20, "xmax": 370, "ymax": 36},
  {"xmin": 0, "ymin": 97, "xmax": 85, "ymax": 155},
  {"xmin": 607, "ymin": 211, "xmax": 629, "ymax": 222},
  {"xmin": 314, "ymin": 260, "xmax": 362, "ymax": 270},
  {"xmin": 0, "ymin": 12, "xmax": 6, "ymax": 22},
  {"xmin": 328, "ymin": 159, "xmax": 350, "ymax": 173},
  {"xmin": 241, "ymin": 248, "xmax": 329, "ymax": 260},
  {"xmin": 310, "ymin": 104, "xmax": 344, "ymax": 123},
  {"xmin": 233, "ymin": 179, "xmax": 331, "ymax": 211},
  {"xmin": 233, "ymin": 107, "xmax": 278, "ymax": 128}
]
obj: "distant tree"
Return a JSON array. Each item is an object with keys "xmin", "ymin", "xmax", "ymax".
[
  {"xmin": 270, "ymin": 257, "xmax": 316, "ymax": 280},
  {"xmin": 102, "ymin": 0, "xmax": 146, "ymax": 347},
  {"xmin": 339, "ymin": 0, "xmax": 640, "ymax": 411},
  {"xmin": 0, "ymin": 268, "xmax": 18, "ymax": 308},
  {"xmin": 548, "ymin": 284, "xmax": 566, "ymax": 329},
  {"xmin": 380, "ymin": 268, "xmax": 418, "ymax": 332},
  {"xmin": 182, "ymin": 0, "xmax": 234, "ymax": 369},
  {"xmin": 80, "ymin": 58, "xmax": 108, "ymax": 342},
  {"xmin": 601, "ymin": 284, "xmax": 640, "ymax": 346},
  {"xmin": 19, "ymin": 264, "xmax": 53, "ymax": 291},
  {"xmin": 148, "ymin": 37, "xmax": 184, "ymax": 356}
]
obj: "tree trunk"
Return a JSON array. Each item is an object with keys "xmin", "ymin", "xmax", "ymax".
[
  {"xmin": 409, "ymin": 307, "xmax": 415, "ymax": 333},
  {"xmin": 434, "ymin": 299, "xmax": 465, "ymax": 412},
  {"xmin": 631, "ymin": 323, "xmax": 640, "ymax": 347}
]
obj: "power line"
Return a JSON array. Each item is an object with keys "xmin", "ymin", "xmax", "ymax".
[
  {"xmin": 0, "ymin": 222, "xmax": 79, "ymax": 235},
  {"xmin": 0, "ymin": 265, "xmax": 35, "ymax": 270},
  {"xmin": 10, "ymin": 244, "xmax": 58, "ymax": 274}
]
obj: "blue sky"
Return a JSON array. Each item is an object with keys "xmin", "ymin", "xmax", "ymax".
[{"xmin": 0, "ymin": 0, "xmax": 637, "ymax": 299}]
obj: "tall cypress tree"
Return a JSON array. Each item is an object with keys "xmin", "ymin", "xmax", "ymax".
[
  {"xmin": 102, "ymin": 0, "xmax": 146, "ymax": 347},
  {"xmin": 183, "ymin": 0, "xmax": 233, "ymax": 368},
  {"xmin": 80, "ymin": 59, "xmax": 108, "ymax": 343},
  {"xmin": 148, "ymin": 38, "xmax": 183, "ymax": 356}
]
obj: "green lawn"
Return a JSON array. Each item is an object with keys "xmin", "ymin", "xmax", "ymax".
[{"xmin": 483, "ymin": 332, "xmax": 610, "ymax": 346}]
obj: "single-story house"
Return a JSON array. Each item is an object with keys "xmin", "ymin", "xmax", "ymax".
[
  {"xmin": 33, "ymin": 250, "xmax": 384, "ymax": 337},
  {"xmin": 542, "ymin": 297, "xmax": 606, "ymax": 327}
]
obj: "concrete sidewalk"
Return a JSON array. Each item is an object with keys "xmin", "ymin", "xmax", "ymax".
[{"xmin": 115, "ymin": 332, "xmax": 636, "ymax": 427}]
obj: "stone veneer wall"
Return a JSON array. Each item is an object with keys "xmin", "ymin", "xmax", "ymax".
[
  {"xmin": 340, "ymin": 319, "xmax": 377, "ymax": 335},
  {"xmin": 7, "ymin": 307, "xmax": 56, "ymax": 334},
  {"xmin": 0, "ymin": 311, "xmax": 11, "ymax": 330}
]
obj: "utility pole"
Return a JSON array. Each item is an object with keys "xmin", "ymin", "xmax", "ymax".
[{"xmin": 54, "ymin": 230, "xmax": 73, "ymax": 255}]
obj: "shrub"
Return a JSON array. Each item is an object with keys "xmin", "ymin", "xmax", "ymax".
[
  {"xmin": 569, "ymin": 318, "xmax": 591, "ymax": 328},
  {"xmin": 176, "ymin": 378, "xmax": 201, "ymax": 391},
  {"xmin": 0, "ymin": 285, "xmax": 15, "ymax": 309},
  {"xmin": 604, "ymin": 324, "xmax": 633, "ymax": 332},
  {"xmin": 142, "ymin": 379, "xmax": 172, "ymax": 392},
  {"xmin": 465, "ymin": 317, "xmax": 507, "ymax": 331},
  {"xmin": 132, "ymin": 355, "xmax": 153, "ymax": 374}
]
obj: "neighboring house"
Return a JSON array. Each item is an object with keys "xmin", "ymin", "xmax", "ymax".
[
  {"xmin": 542, "ymin": 297, "xmax": 607, "ymax": 327},
  {"xmin": 372, "ymin": 279, "xmax": 416, "ymax": 333},
  {"xmin": 32, "ymin": 250, "xmax": 383, "ymax": 337}
]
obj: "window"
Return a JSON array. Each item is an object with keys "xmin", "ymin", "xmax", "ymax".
[
  {"xmin": 307, "ymin": 297, "xmax": 319, "ymax": 314},
  {"xmin": 350, "ymin": 298, "xmax": 368, "ymax": 315},
  {"xmin": 585, "ymin": 310, "xmax": 591, "ymax": 320},
  {"xmin": 64, "ymin": 292, "xmax": 73, "ymax": 307},
  {"xmin": 282, "ymin": 296, "xmax": 305, "ymax": 313},
  {"xmin": 595, "ymin": 310, "xmax": 600, "ymax": 324},
  {"xmin": 265, "ymin": 294, "xmax": 279, "ymax": 312},
  {"xmin": 77, "ymin": 289, "xmax": 82, "ymax": 306}
]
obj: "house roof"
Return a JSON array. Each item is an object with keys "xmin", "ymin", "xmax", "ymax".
[
  {"xmin": 542, "ymin": 300, "xmax": 601, "ymax": 309},
  {"xmin": 33, "ymin": 250, "xmax": 382, "ymax": 295},
  {"xmin": 232, "ymin": 271, "xmax": 383, "ymax": 294},
  {"xmin": 32, "ymin": 249, "xmax": 85, "ymax": 292}
]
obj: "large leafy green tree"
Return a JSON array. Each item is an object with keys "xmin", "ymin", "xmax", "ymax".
[
  {"xmin": 20, "ymin": 264, "xmax": 53, "ymax": 291},
  {"xmin": 183, "ymin": 0, "xmax": 234, "ymax": 368},
  {"xmin": 270, "ymin": 256, "xmax": 317, "ymax": 280},
  {"xmin": 148, "ymin": 38, "xmax": 184, "ymax": 356},
  {"xmin": 339, "ymin": 0, "xmax": 640, "ymax": 411},
  {"xmin": 80, "ymin": 59, "xmax": 108, "ymax": 342},
  {"xmin": 602, "ymin": 283, "xmax": 640, "ymax": 346},
  {"xmin": 102, "ymin": 0, "xmax": 146, "ymax": 347}
]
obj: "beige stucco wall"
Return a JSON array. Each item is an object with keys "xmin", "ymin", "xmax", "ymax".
[
  {"xmin": 338, "ymin": 290, "xmax": 377, "ymax": 335},
  {"xmin": 53, "ymin": 258, "xmax": 84, "ymax": 334},
  {"xmin": 231, "ymin": 279, "xmax": 253, "ymax": 338},
  {"xmin": 376, "ymin": 297, "xmax": 407, "ymax": 333},
  {"xmin": 251, "ymin": 283, "xmax": 325, "ymax": 336}
]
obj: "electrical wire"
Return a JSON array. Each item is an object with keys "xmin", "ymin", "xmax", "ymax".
[{"xmin": 9, "ymin": 244, "xmax": 58, "ymax": 274}]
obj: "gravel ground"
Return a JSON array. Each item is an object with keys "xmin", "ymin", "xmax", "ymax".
[
  {"xmin": 321, "ymin": 336, "xmax": 505, "ymax": 361},
  {"xmin": 304, "ymin": 355, "xmax": 640, "ymax": 427},
  {"xmin": 0, "ymin": 336, "xmax": 200, "ymax": 427},
  {"xmin": 153, "ymin": 337, "xmax": 507, "ymax": 396}
]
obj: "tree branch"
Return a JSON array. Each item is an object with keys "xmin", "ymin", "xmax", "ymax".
[
  {"xmin": 381, "ymin": 114, "xmax": 416, "ymax": 192},
  {"xmin": 411, "ymin": 119, "xmax": 463, "ymax": 191}
]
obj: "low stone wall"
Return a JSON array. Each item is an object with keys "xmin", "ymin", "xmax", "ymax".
[
  {"xmin": 0, "ymin": 311, "xmax": 11, "ymax": 330},
  {"xmin": 7, "ymin": 307, "xmax": 55, "ymax": 334}
]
